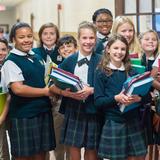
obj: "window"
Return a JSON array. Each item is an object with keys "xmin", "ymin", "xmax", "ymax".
[{"xmin": 115, "ymin": 0, "xmax": 160, "ymax": 36}]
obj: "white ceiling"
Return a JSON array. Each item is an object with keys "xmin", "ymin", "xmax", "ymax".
[{"xmin": 0, "ymin": 0, "xmax": 24, "ymax": 9}]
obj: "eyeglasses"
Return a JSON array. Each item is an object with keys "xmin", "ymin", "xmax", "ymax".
[{"xmin": 96, "ymin": 20, "xmax": 113, "ymax": 24}]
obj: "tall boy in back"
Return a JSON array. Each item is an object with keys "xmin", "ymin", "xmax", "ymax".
[
  {"xmin": 51, "ymin": 34, "xmax": 77, "ymax": 160},
  {"xmin": 49, "ymin": 21, "xmax": 101, "ymax": 160}
]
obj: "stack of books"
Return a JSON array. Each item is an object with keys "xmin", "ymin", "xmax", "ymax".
[
  {"xmin": 120, "ymin": 71, "xmax": 153, "ymax": 113},
  {"xmin": 0, "ymin": 87, "xmax": 7, "ymax": 115},
  {"xmin": 45, "ymin": 62, "xmax": 58, "ymax": 85},
  {"xmin": 49, "ymin": 67, "xmax": 83, "ymax": 92},
  {"xmin": 129, "ymin": 52, "xmax": 139, "ymax": 58},
  {"xmin": 130, "ymin": 58, "xmax": 146, "ymax": 74}
]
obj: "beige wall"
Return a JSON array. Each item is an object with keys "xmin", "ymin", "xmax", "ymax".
[
  {"xmin": 14, "ymin": 0, "xmax": 115, "ymax": 33},
  {"xmin": 0, "ymin": 9, "xmax": 15, "ymax": 31},
  {"xmin": 0, "ymin": 0, "xmax": 115, "ymax": 34}
]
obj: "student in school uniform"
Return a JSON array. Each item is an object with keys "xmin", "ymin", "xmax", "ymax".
[
  {"xmin": 0, "ymin": 38, "xmax": 10, "ymax": 160},
  {"xmin": 57, "ymin": 34, "xmax": 77, "ymax": 58},
  {"xmin": 112, "ymin": 16, "xmax": 141, "ymax": 58},
  {"xmin": 32, "ymin": 22, "xmax": 63, "ymax": 66},
  {"xmin": 151, "ymin": 51, "xmax": 160, "ymax": 156},
  {"xmin": 49, "ymin": 21, "xmax": 101, "ymax": 160},
  {"xmin": 51, "ymin": 34, "xmax": 78, "ymax": 160},
  {"xmin": 1, "ymin": 22, "xmax": 56, "ymax": 160},
  {"xmin": 138, "ymin": 30, "xmax": 160, "ymax": 146},
  {"xmin": 94, "ymin": 34, "xmax": 147, "ymax": 160},
  {"xmin": 92, "ymin": 8, "xmax": 113, "ymax": 55}
]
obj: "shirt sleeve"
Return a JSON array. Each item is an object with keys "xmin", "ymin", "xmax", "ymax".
[
  {"xmin": 1, "ymin": 60, "xmax": 24, "ymax": 89},
  {"xmin": 94, "ymin": 69, "xmax": 117, "ymax": 108}
]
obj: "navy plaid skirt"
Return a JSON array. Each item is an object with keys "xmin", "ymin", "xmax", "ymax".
[
  {"xmin": 8, "ymin": 111, "xmax": 56, "ymax": 157},
  {"xmin": 98, "ymin": 118, "xmax": 147, "ymax": 160},
  {"xmin": 60, "ymin": 105, "xmax": 101, "ymax": 149}
]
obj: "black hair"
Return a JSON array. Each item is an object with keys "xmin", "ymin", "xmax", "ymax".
[
  {"xmin": 92, "ymin": 8, "xmax": 113, "ymax": 22},
  {"xmin": 0, "ymin": 38, "xmax": 8, "ymax": 47},
  {"xmin": 57, "ymin": 34, "xmax": 77, "ymax": 49},
  {"xmin": 9, "ymin": 22, "xmax": 32, "ymax": 43}
]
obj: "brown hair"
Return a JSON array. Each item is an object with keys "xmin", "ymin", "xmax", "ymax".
[
  {"xmin": 98, "ymin": 34, "xmax": 131, "ymax": 75},
  {"xmin": 38, "ymin": 22, "xmax": 59, "ymax": 46}
]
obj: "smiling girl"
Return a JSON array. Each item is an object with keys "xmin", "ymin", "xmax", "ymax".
[
  {"xmin": 49, "ymin": 21, "xmax": 101, "ymax": 160},
  {"xmin": 112, "ymin": 16, "xmax": 141, "ymax": 58},
  {"xmin": 1, "ymin": 22, "xmax": 56, "ymax": 160},
  {"xmin": 94, "ymin": 34, "xmax": 147, "ymax": 160}
]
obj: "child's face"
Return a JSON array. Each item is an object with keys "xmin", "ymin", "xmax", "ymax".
[
  {"xmin": 78, "ymin": 28, "xmax": 96, "ymax": 56},
  {"xmin": 41, "ymin": 27, "xmax": 57, "ymax": 48},
  {"xmin": 0, "ymin": 42, "xmax": 8, "ymax": 62},
  {"xmin": 107, "ymin": 40, "xmax": 127, "ymax": 66},
  {"xmin": 95, "ymin": 13, "xmax": 113, "ymax": 36},
  {"xmin": 117, "ymin": 22, "xmax": 134, "ymax": 45},
  {"xmin": 140, "ymin": 32, "xmax": 158, "ymax": 54},
  {"xmin": 13, "ymin": 27, "xmax": 33, "ymax": 53},
  {"xmin": 58, "ymin": 43, "xmax": 76, "ymax": 58}
]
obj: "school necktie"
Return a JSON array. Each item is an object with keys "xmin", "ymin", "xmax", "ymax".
[
  {"xmin": 101, "ymin": 36, "xmax": 108, "ymax": 43},
  {"xmin": 45, "ymin": 49, "xmax": 52, "ymax": 55},
  {"xmin": 77, "ymin": 58, "xmax": 89, "ymax": 67}
]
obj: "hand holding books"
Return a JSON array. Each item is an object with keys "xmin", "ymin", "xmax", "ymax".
[
  {"xmin": 119, "ymin": 71, "xmax": 153, "ymax": 113},
  {"xmin": 49, "ymin": 67, "xmax": 94, "ymax": 101},
  {"xmin": 115, "ymin": 92, "xmax": 141, "ymax": 108}
]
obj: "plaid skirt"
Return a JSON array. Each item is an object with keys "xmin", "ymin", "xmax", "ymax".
[
  {"xmin": 60, "ymin": 105, "xmax": 101, "ymax": 149},
  {"xmin": 8, "ymin": 111, "xmax": 56, "ymax": 157},
  {"xmin": 98, "ymin": 118, "xmax": 147, "ymax": 160}
]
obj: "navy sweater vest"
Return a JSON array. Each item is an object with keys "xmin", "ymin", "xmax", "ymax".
[{"xmin": 6, "ymin": 53, "xmax": 52, "ymax": 118}]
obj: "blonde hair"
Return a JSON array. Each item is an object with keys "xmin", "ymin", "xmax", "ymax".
[
  {"xmin": 138, "ymin": 29, "xmax": 160, "ymax": 58},
  {"xmin": 112, "ymin": 16, "xmax": 141, "ymax": 57},
  {"xmin": 77, "ymin": 21, "xmax": 97, "ymax": 39}
]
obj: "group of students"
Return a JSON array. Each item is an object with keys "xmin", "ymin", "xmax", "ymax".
[{"xmin": 0, "ymin": 7, "xmax": 160, "ymax": 160}]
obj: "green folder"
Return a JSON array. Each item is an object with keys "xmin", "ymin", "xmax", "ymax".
[
  {"xmin": 130, "ymin": 58, "xmax": 142, "ymax": 65},
  {"xmin": 132, "ymin": 64, "xmax": 146, "ymax": 74},
  {"xmin": 0, "ymin": 93, "xmax": 7, "ymax": 115}
]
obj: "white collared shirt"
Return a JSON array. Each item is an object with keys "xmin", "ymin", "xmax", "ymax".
[
  {"xmin": 74, "ymin": 51, "xmax": 92, "ymax": 84},
  {"xmin": 1, "ymin": 48, "xmax": 35, "ymax": 89},
  {"xmin": 152, "ymin": 54, "xmax": 160, "ymax": 68},
  {"xmin": 43, "ymin": 44, "xmax": 56, "ymax": 52},
  {"xmin": 97, "ymin": 31, "xmax": 110, "ymax": 47},
  {"xmin": 107, "ymin": 62, "xmax": 125, "ymax": 71}
]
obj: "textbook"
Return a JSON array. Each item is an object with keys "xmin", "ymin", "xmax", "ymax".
[
  {"xmin": 130, "ymin": 58, "xmax": 142, "ymax": 65},
  {"xmin": 129, "ymin": 53, "xmax": 139, "ymax": 58},
  {"xmin": 131, "ymin": 64, "xmax": 146, "ymax": 74},
  {"xmin": 120, "ymin": 72, "xmax": 153, "ymax": 113},
  {"xmin": 0, "ymin": 92, "xmax": 7, "ymax": 115},
  {"xmin": 49, "ymin": 67, "xmax": 83, "ymax": 92},
  {"xmin": 130, "ymin": 58, "xmax": 145, "ymax": 74},
  {"xmin": 45, "ymin": 62, "xmax": 58, "ymax": 85}
]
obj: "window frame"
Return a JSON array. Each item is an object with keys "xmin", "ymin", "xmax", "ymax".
[{"xmin": 115, "ymin": 0, "xmax": 160, "ymax": 36}]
